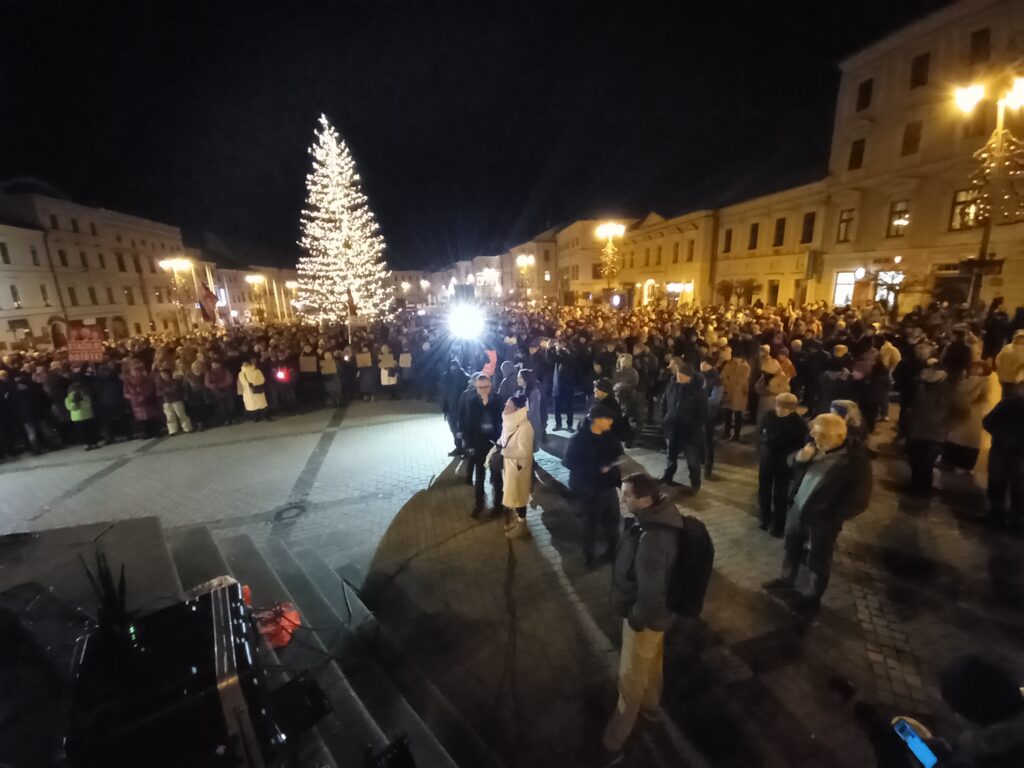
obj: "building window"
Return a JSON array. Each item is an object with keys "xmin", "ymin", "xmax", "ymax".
[
  {"xmin": 68, "ymin": 287, "xmax": 79, "ymax": 306},
  {"xmin": 833, "ymin": 271, "xmax": 857, "ymax": 306},
  {"xmin": 30, "ymin": 246, "xmax": 39, "ymax": 266},
  {"xmin": 58, "ymin": 250, "xmax": 68, "ymax": 267},
  {"xmin": 544, "ymin": 270, "xmax": 551, "ymax": 282},
  {"xmin": 644, "ymin": 248, "xmax": 650, "ymax": 267},
  {"xmin": 686, "ymin": 240, "xmax": 695, "ymax": 262},
  {"xmin": 969, "ymin": 28, "xmax": 991, "ymax": 65},
  {"xmin": 672, "ymin": 242, "xmax": 680, "ymax": 263},
  {"xmin": 747, "ymin": 222, "xmax": 759, "ymax": 250},
  {"xmin": 848, "ymin": 138, "xmax": 866, "ymax": 170},
  {"xmin": 722, "ymin": 228, "xmax": 732, "ymax": 253},
  {"xmin": 571, "ymin": 265, "xmax": 579, "ymax": 280},
  {"xmin": 88, "ymin": 286, "xmax": 98, "ymax": 305},
  {"xmin": 901, "ymin": 120, "xmax": 923, "ymax": 156},
  {"xmin": 97, "ymin": 253, "xmax": 106, "ymax": 269},
  {"xmin": 49, "ymin": 214, "xmax": 59, "ymax": 229},
  {"xmin": 133, "ymin": 322, "xmax": 142, "ymax": 334},
  {"xmin": 543, "ymin": 249, "xmax": 550, "ymax": 262},
  {"xmin": 71, "ymin": 218, "xmax": 80, "ymax": 233},
  {"xmin": 655, "ymin": 245, "xmax": 662, "ymax": 266},
  {"xmin": 105, "ymin": 286, "xmax": 115, "ymax": 304},
  {"xmin": 910, "ymin": 53, "xmax": 930, "ymax": 88},
  {"xmin": 887, "ymin": 200, "xmax": 911, "ymax": 237},
  {"xmin": 116, "ymin": 253, "xmax": 126, "ymax": 272},
  {"xmin": 837, "ymin": 208, "xmax": 855, "ymax": 243},
  {"xmin": 629, "ymin": 254, "xmax": 634, "ymax": 268},
  {"xmin": 10, "ymin": 285, "xmax": 21, "ymax": 308},
  {"xmin": 155, "ymin": 288, "xmax": 164, "ymax": 303},
  {"xmin": 40, "ymin": 285, "xmax": 50, "ymax": 306},
  {"xmin": 591, "ymin": 264, "xmax": 602, "ymax": 280},
  {"xmin": 80, "ymin": 251, "xmax": 89, "ymax": 269},
  {"xmin": 772, "ymin": 217, "xmax": 786, "ymax": 247},
  {"xmin": 90, "ymin": 222, "xmax": 98, "ymax": 236},
  {"xmin": 950, "ymin": 188, "xmax": 981, "ymax": 230},
  {"xmin": 124, "ymin": 287, "xmax": 135, "ymax": 305},
  {"xmin": 0, "ymin": 242, "xmax": 8, "ymax": 264},
  {"xmin": 149, "ymin": 258, "xmax": 157, "ymax": 273},
  {"xmin": 800, "ymin": 212, "xmax": 816, "ymax": 244},
  {"xmin": 132, "ymin": 254, "xmax": 141, "ymax": 273},
  {"xmin": 856, "ymin": 78, "xmax": 873, "ymax": 111}
]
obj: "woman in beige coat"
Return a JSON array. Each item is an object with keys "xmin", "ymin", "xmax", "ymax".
[
  {"xmin": 720, "ymin": 350, "xmax": 751, "ymax": 440},
  {"xmin": 237, "ymin": 357, "xmax": 270, "ymax": 421},
  {"xmin": 943, "ymin": 360, "xmax": 995, "ymax": 471},
  {"xmin": 498, "ymin": 394, "xmax": 535, "ymax": 540}
]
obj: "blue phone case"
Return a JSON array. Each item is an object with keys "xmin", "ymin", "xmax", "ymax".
[{"xmin": 893, "ymin": 718, "xmax": 938, "ymax": 768}]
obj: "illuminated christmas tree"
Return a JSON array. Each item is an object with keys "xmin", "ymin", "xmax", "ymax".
[
  {"xmin": 970, "ymin": 128, "xmax": 1024, "ymax": 224},
  {"xmin": 298, "ymin": 115, "xmax": 393, "ymax": 322}
]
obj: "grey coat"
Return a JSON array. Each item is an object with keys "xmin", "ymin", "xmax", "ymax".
[
  {"xmin": 789, "ymin": 445, "xmax": 872, "ymax": 531},
  {"xmin": 612, "ymin": 497, "xmax": 683, "ymax": 632}
]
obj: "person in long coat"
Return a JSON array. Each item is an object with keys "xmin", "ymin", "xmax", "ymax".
[
  {"xmin": 943, "ymin": 360, "xmax": 995, "ymax": 471},
  {"xmin": 441, "ymin": 359, "xmax": 470, "ymax": 455},
  {"xmin": 237, "ymin": 357, "xmax": 270, "ymax": 421},
  {"xmin": 906, "ymin": 362, "xmax": 953, "ymax": 495},
  {"xmin": 720, "ymin": 349, "xmax": 750, "ymax": 440},
  {"xmin": 497, "ymin": 393, "xmax": 535, "ymax": 540}
]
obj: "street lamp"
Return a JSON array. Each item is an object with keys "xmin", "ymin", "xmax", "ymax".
[
  {"xmin": 954, "ymin": 76, "xmax": 1024, "ymax": 305},
  {"xmin": 595, "ymin": 221, "xmax": 625, "ymax": 289},
  {"xmin": 159, "ymin": 257, "xmax": 195, "ymax": 332},
  {"xmin": 515, "ymin": 253, "xmax": 535, "ymax": 296},
  {"xmin": 245, "ymin": 274, "xmax": 267, "ymax": 324}
]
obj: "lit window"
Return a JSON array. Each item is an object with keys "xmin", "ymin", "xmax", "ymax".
[
  {"xmin": 10, "ymin": 284, "xmax": 21, "ymax": 308},
  {"xmin": 837, "ymin": 209, "xmax": 855, "ymax": 243},
  {"xmin": 544, "ymin": 270, "xmax": 551, "ymax": 282},
  {"xmin": 875, "ymin": 271, "xmax": 905, "ymax": 306},
  {"xmin": 887, "ymin": 200, "xmax": 910, "ymax": 237},
  {"xmin": 833, "ymin": 271, "xmax": 856, "ymax": 306},
  {"xmin": 950, "ymin": 189, "xmax": 980, "ymax": 230}
]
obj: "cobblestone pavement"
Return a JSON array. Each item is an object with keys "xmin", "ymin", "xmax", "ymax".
[{"xmin": 2, "ymin": 400, "xmax": 1022, "ymax": 767}]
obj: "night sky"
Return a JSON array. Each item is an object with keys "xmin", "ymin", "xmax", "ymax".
[{"xmin": 0, "ymin": 0, "xmax": 950, "ymax": 269}]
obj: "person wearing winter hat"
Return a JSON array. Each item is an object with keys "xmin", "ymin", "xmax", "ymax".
[
  {"xmin": 994, "ymin": 329, "xmax": 1024, "ymax": 399},
  {"xmin": 755, "ymin": 357, "xmax": 791, "ymax": 423},
  {"xmin": 591, "ymin": 377, "xmax": 628, "ymax": 443}
]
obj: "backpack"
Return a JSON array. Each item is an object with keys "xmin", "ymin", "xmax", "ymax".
[{"xmin": 649, "ymin": 516, "xmax": 715, "ymax": 617}]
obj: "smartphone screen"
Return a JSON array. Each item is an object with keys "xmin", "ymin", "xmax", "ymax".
[{"xmin": 892, "ymin": 718, "xmax": 938, "ymax": 768}]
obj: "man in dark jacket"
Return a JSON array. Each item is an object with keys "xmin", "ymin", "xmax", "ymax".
[
  {"xmin": 591, "ymin": 378, "xmax": 629, "ymax": 443},
  {"xmin": 563, "ymin": 404, "xmax": 624, "ymax": 568},
  {"xmin": 551, "ymin": 341, "xmax": 577, "ymax": 431},
  {"xmin": 763, "ymin": 413, "xmax": 871, "ymax": 612},
  {"xmin": 757, "ymin": 392, "xmax": 808, "ymax": 536},
  {"xmin": 440, "ymin": 360, "xmax": 469, "ymax": 456},
  {"xmin": 983, "ymin": 382, "xmax": 1024, "ymax": 533},
  {"xmin": 660, "ymin": 360, "xmax": 707, "ymax": 493},
  {"xmin": 460, "ymin": 373, "xmax": 504, "ymax": 517},
  {"xmin": 600, "ymin": 472, "xmax": 682, "ymax": 764},
  {"xmin": 11, "ymin": 375, "xmax": 60, "ymax": 454}
]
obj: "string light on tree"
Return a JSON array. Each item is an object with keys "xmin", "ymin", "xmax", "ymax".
[{"xmin": 297, "ymin": 114, "xmax": 393, "ymax": 322}]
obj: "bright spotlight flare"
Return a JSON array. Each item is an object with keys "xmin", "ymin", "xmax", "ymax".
[{"xmin": 448, "ymin": 303, "xmax": 486, "ymax": 341}]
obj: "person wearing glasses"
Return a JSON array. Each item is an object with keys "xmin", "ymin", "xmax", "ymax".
[{"xmin": 460, "ymin": 373, "xmax": 504, "ymax": 517}]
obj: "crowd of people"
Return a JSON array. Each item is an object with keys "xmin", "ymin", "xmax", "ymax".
[{"xmin": 3, "ymin": 296, "xmax": 1023, "ymax": 765}]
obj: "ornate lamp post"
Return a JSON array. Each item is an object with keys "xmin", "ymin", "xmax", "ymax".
[
  {"xmin": 245, "ymin": 274, "xmax": 267, "ymax": 324},
  {"xmin": 954, "ymin": 76, "xmax": 1024, "ymax": 305},
  {"xmin": 595, "ymin": 222, "xmax": 625, "ymax": 289},
  {"xmin": 515, "ymin": 253, "xmax": 535, "ymax": 298},
  {"xmin": 159, "ymin": 257, "xmax": 195, "ymax": 332}
]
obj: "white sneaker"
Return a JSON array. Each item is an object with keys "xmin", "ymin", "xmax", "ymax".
[{"xmin": 505, "ymin": 519, "xmax": 531, "ymax": 539}]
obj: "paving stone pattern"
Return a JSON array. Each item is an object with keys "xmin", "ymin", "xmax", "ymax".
[{"xmin": 2, "ymin": 400, "xmax": 1022, "ymax": 767}]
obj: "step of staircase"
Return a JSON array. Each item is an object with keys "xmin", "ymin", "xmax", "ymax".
[
  {"xmin": 262, "ymin": 538, "xmax": 460, "ymax": 768},
  {"xmin": 294, "ymin": 546, "xmax": 507, "ymax": 768},
  {"xmin": 219, "ymin": 533, "xmax": 385, "ymax": 767}
]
